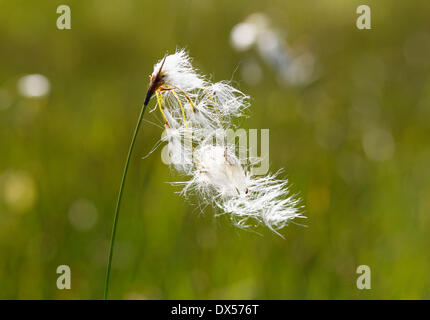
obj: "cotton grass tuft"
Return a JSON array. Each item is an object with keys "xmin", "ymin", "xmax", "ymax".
[{"xmin": 146, "ymin": 49, "xmax": 305, "ymax": 236}]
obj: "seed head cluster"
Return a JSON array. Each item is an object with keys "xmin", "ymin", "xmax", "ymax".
[{"xmin": 146, "ymin": 48, "xmax": 304, "ymax": 236}]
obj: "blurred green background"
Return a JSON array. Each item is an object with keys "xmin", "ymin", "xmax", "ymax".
[{"xmin": 1, "ymin": 0, "xmax": 430, "ymax": 299}]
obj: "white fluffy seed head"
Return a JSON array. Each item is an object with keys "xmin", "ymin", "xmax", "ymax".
[
  {"xmin": 203, "ymin": 81, "xmax": 250, "ymax": 125},
  {"xmin": 150, "ymin": 49, "xmax": 249, "ymax": 130},
  {"xmin": 193, "ymin": 144, "xmax": 248, "ymax": 197},
  {"xmin": 152, "ymin": 48, "xmax": 206, "ymax": 91},
  {"xmin": 163, "ymin": 124, "xmax": 194, "ymax": 174},
  {"xmin": 217, "ymin": 172, "xmax": 304, "ymax": 236},
  {"xmin": 148, "ymin": 48, "xmax": 304, "ymax": 236}
]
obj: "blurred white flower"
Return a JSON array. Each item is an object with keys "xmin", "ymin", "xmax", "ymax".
[
  {"xmin": 1, "ymin": 170, "xmax": 37, "ymax": 213},
  {"xmin": 230, "ymin": 13, "xmax": 317, "ymax": 87},
  {"xmin": 230, "ymin": 22, "xmax": 258, "ymax": 51},
  {"xmin": 17, "ymin": 74, "xmax": 50, "ymax": 98},
  {"xmin": 68, "ymin": 198, "xmax": 98, "ymax": 231}
]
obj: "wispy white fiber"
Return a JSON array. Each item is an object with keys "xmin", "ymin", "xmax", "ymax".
[{"xmin": 146, "ymin": 48, "xmax": 304, "ymax": 236}]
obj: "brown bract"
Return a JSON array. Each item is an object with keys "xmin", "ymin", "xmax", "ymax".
[{"xmin": 144, "ymin": 52, "xmax": 168, "ymax": 106}]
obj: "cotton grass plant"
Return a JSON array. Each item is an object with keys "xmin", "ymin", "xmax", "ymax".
[{"xmin": 104, "ymin": 48, "xmax": 304, "ymax": 299}]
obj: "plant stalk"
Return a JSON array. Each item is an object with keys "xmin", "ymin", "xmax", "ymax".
[{"xmin": 104, "ymin": 103, "xmax": 148, "ymax": 299}]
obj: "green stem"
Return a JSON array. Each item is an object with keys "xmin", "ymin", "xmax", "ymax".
[{"xmin": 104, "ymin": 103, "xmax": 148, "ymax": 299}]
